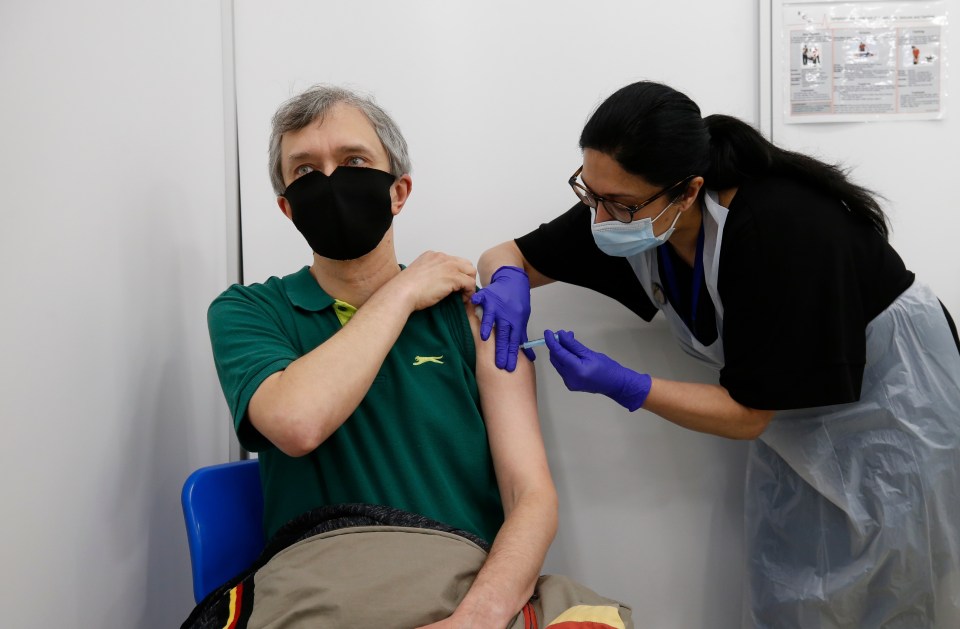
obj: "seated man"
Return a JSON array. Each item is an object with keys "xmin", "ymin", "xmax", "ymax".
[{"xmin": 190, "ymin": 85, "xmax": 632, "ymax": 629}]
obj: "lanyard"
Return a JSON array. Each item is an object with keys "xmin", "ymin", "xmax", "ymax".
[{"xmin": 658, "ymin": 215, "xmax": 705, "ymax": 331}]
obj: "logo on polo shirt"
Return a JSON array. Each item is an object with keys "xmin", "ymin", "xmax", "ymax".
[{"xmin": 413, "ymin": 355, "xmax": 444, "ymax": 366}]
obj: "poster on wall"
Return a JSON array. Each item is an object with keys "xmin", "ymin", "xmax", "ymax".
[{"xmin": 781, "ymin": 0, "xmax": 948, "ymax": 122}]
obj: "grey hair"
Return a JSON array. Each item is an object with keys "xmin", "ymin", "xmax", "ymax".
[{"xmin": 268, "ymin": 85, "xmax": 412, "ymax": 195}]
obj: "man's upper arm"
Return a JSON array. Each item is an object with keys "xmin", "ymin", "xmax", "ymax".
[{"xmin": 465, "ymin": 301, "xmax": 554, "ymax": 508}]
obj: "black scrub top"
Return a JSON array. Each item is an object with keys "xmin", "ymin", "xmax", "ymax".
[{"xmin": 515, "ymin": 176, "xmax": 931, "ymax": 411}]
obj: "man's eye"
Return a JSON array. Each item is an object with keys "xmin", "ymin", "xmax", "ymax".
[
  {"xmin": 345, "ymin": 156, "xmax": 366, "ymax": 167},
  {"xmin": 295, "ymin": 165, "xmax": 315, "ymax": 176}
]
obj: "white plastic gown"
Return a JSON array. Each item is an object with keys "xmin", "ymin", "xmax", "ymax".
[{"xmin": 627, "ymin": 191, "xmax": 960, "ymax": 627}]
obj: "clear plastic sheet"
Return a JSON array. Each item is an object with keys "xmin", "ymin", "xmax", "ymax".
[{"xmin": 743, "ymin": 281, "xmax": 960, "ymax": 627}]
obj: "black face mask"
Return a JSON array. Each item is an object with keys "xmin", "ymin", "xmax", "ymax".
[{"xmin": 282, "ymin": 167, "xmax": 396, "ymax": 260}]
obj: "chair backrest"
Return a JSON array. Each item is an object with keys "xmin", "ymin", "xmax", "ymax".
[{"xmin": 181, "ymin": 458, "xmax": 265, "ymax": 603}]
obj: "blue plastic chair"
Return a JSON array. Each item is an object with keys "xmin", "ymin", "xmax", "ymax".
[{"xmin": 181, "ymin": 458, "xmax": 265, "ymax": 603}]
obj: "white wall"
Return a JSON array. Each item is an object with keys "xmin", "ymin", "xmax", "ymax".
[
  {"xmin": 233, "ymin": 2, "xmax": 754, "ymax": 626},
  {"xmin": 0, "ymin": 2, "xmax": 232, "ymax": 627}
]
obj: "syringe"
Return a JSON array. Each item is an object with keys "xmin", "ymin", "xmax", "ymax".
[{"xmin": 519, "ymin": 332, "xmax": 559, "ymax": 350}]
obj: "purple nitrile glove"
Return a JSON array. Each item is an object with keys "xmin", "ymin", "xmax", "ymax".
[
  {"xmin": 543, "ymin": 329, "xmax": 652, "ymax": 411},
  {"xmin": 470, "ymin": 266, "xmax": 536, "ymax": 371}
]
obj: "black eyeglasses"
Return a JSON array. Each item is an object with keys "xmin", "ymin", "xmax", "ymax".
[{"xmin": 568, "ymin": 166, "xmax": 693, "ymax": 224}]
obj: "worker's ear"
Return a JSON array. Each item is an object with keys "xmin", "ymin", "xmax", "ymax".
[
  {"xmin": 679, "ymin": 177, "xmax": 704, "ymax": 211},
  {"xmin": 390, "ymin": 174, "xmax": 413, "ymax": 216},
  {"xmin": 278, "ymin": 196, "xmax": 293, "ymax": 220}
]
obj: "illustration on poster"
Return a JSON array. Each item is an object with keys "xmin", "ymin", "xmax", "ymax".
[{"xmin": 800, "ymin": 43, "xmax": 821, "ymax": 66}]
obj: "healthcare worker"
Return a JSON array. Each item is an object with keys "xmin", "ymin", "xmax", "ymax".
[{"xmin": 473, "ymin": 81, "xmax": 960, "ymax": 628}]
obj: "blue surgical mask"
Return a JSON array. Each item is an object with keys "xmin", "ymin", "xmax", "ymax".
[{"xmin": 590, "ymin": 202, "xmax": 682, "ymax": 257}]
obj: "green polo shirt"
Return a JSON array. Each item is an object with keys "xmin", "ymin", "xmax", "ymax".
[{"xmin": 207, "ymin": 266, "xmax": 504, "ymax": 542}]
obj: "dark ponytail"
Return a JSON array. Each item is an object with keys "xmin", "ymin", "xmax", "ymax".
[
  {"xmin": 703, "ymin": 114, "xmax": 889, "ymax": 239},
  {"xmin": 580, "ymin": 81, "xmax": 889, "ymax": 239}
]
